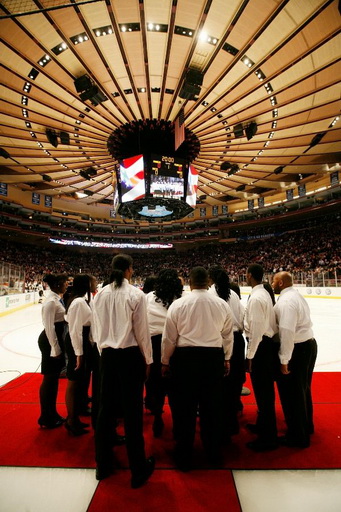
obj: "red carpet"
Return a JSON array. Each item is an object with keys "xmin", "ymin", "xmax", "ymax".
[
  {"xmin": 87, "ymin": 470, "xmax": 242, "ymax": 512},
  {"xmin": 0, "ymin": 372, "xmax": 340, "ymax": 470}
]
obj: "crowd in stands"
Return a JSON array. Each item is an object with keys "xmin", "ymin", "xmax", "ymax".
[{"xmin": 0, "ymin": 218, "xmax": 340, "ymax": 290}]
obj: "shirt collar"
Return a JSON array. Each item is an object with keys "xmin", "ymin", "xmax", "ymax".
[
  {"xmin": 279, "ymin": 286, "xmax": 294, "ymax": 297},
  {"xmin": 251, "ymin": 283, "xmax": 264, "ymax": 294}
]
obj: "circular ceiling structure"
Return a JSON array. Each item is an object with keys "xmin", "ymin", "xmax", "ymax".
[{"xmin": 0, "ymin": 0, "xmax": 340, "ymax": 229}]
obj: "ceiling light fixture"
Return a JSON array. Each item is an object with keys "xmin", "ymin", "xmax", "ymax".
[
  {"xmin": 51, "ymin": 42, "xmax": 68, "ymax": 55},
  {"xmin": 70, "ymin": 32, "xmax": 89, "ymax": 45},
  {"xmin": 175, "ymin": 25, "xmax": 194, "ymax": 37},
  {"xmin": 265, "ymin": 82, "xmax": 273, "ymax": 93},
  {"xmin": 241, "ymin": 55, "xmax": 254, "ymax": 68},
  {"xmin": 222, "ymin": 42, "xmax": 238, "ymax": 55},
  {"xmin": 28, "ymin": 68, "xmax": 39, "ymax": 80},
  {"xmin": 119, "ymin": 23, "xmax": 140, "ymax": 32},
  {"xmin": 93, "ymin": 25, "xmax": 113, "ymax": 37},
  {"xmin": 38, "ymin": 54, "xmax": 51, "ymax": 67},
  {"xmin": 255, "ymin": 69, "xmax": 266, "ymax": 81}
]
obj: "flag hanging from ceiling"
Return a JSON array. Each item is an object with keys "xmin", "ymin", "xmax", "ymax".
[
  {"xmin": 174, "ymin": 108, "xmax": 185, "ymax": 150},
  {"xmin": 186, "ymin": 164, "xmax": 198, "ymax": 207}
]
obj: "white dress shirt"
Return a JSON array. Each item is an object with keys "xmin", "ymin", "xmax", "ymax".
[
  {"xmin": 65, "ymin": 297, "xmax": 92, "ymax": 356},
  {"xmin": 274, "ymin": 286, "xmax": 314, "ymax": 364},
  {"xmin": 41, "ymin": 291, "xmax": 65, "ymax": 357},
  {"xmin": 161, "ymin": 288, "xmax": 234, "ymax": 364},
  {"xmin": 244, "ymin": 284, "xmax": 277, "ymax": 359},
  {"xmin": 92, "ymin": 279, "xmax": 153, "ymax": 365},
  {"xmin": 208, "ymin": 285, "xmax": 244, "ymax": 332},
  {"xmin": 146, "ymin": 291, "xmax": 168, "ymax": 336}
]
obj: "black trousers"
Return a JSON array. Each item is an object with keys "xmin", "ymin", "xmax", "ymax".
[
  {"xmin": 223, "ymin": 331, "xmax": 246, "ymax": 435},
  {"xmin": 145, "ymin": 334, "xmax": 167, "ymax": 415},
  {"xmin": 277, "ymin": 338, "xmax": 317, "ymax": 446},
  {"xmin": 250, "ymin": 336, "xmax": 280, "ymax": 443},
  {"xmin": 89, "ymin": 344, "xmax": 100, "ymax": 429},
  {"xmin": 95, "ymin": 347, "xmax": 147, "ymax": 477},
  {"xmin": 38, "ymin": 322, "xmax": 65, "ymax": 422},
  {"xmin": 169, "ymin": 347, "xmax": 225, "ymax": 462}
]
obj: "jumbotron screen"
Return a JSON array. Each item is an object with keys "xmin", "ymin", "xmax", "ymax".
[
  {"xmin": 149, "ymin": 154, "xmax": 185, "ymax": 200},
  {"xmin": 115, "ymin": 153, "xmax": 197, "ymax": 220},
  {"xmin": 119, "ymin": 154, "xmax": 145, "ymax": 203}
]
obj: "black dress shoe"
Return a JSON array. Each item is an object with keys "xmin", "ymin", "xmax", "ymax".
[
  {"xmin": 55, "ymin": 415, "xmax": 66, "ymax": 423},
  {"xmin": 96, "ymin": 465, "xmax": 114, "ymax": 481},
  {"xmin": 131, "ymin": 457, "xmax": 155, "ymax": 489},
  {"xmin": 246, "ymin": 423, "xmax": 259, "ymax": 434},
  {"xmin": 246, "ymin": 439, "xmax": 279, "ymax": 452},
  {"xmin": 64, "ymin": 422, "xmax": 89, "ymax": 436},
  {"xmin": 38, "ymin": 418, "xmax": 64, "ymax": 429}
]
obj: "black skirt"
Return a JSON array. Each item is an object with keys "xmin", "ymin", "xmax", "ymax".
[{"xmin": 38, "ymin": 321, "xmax": 65, "ymax": 375}]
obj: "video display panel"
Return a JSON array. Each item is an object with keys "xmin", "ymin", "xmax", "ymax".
[
  {"xmin": 186, "ymin": 164, "xmax": 198, "ymax": 207},
  {"xmin": 119, "ymin": 154, "xmax": 145, "ymax": 203},
  {"xmin": 150, "ymin": 154, "xmax": 185, "ymax": 200}
]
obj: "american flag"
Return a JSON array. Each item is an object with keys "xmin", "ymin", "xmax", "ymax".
[
  {"xmin": 120, "ymin": 154, "xmax": 145, "ymax": 202},
  {"xmin": 186, "ymin": 164, "xmax": 198, "ymax": 206},
  {"xmin": 174, "ymin": 108, "xmax": 185, "ymax": 150}
]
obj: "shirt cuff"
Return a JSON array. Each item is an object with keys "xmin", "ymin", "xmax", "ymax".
[{"xmin": 51, "ymin": 344, "xmax": 62, "ymax": 357}]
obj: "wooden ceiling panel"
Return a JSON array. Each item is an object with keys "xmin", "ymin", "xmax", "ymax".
[{"xmin": 0, "ymin": 0, "xmax": 339, "ymax": 220}]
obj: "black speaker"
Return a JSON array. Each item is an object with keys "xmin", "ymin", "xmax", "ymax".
[
  {"xmin": 220, "ymin": 161, "xmax": 232, "ymax": 171},
  {"xmin": 274, "ymin": 166, "xmax": 284, "ymax": 175},
  {"xmin": 236, "ymin": 184, "xmax": 245, "ymax": 191},
  {"xmin": 179, "ymin": 82, "xmax": 201, "ymax": 100},
  {"xmin": 60, "ymin": 131, "xmax": 70, "ymax": 145},
  {"xmin": 90, "ymin": 90, "xmax": 108, "ymax": 106},
  {"xmin": 74, "ymin": 74, "xmax": 92, "ymax": 92},
  {"xmin": 80, "ymin": 85, "xmax": 99, "ymax": 101},
  {"xmin": 186, "ymin": 69, "xmax": 204, "ymax": 86},
  {"xmin": 42, "ymin": 174, "xmax": 52, "ymax": 182},
  {"xmin": 245, "ymin": 121, "xmax": 257, "ymax": 140},
  {"xmin": 179, "ymin": 68, "xmax": 204, "ymax": 100},
  {"xmin": 46, "ymin": 129, "xmax": 58, "ymax": 147},
  {"xmin": 233, "ymin": 124, "xmax": 244, "ymax": 138},
  {"xmin": 86, "ymin": 167, "xmax": 97, "ymax": 177},
  {"xmin": 80, "ymin": 170, "xmax": 91, "ymax": 180}
]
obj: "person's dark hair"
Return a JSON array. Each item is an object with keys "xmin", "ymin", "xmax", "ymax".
[
  {"xmin": 43, "ymin": 273, "xmax": 68, "ymax": 293},
  {"xmin": 110, "ymin": 253, "xmax": 133, "ymax": 288},
  {"xmin": 208, "ymin": 265, "xmax": 231, "ymax": 302},
  {"xmin": 190, "ymin": 266, "xmax": 208, "ymax": 288},
  {"xmin": 229, "ymin": 281, "xmax": 241, "ymax": 299},
  {"xmin": 142, "ymin": 275, "xmax": 158, "ymax": 294},
  {"xmin": 247, "ymin": 263, "xmax": 264, "ymax": 283},
  {"xmin": 154, "ymin": 269, "xmax": 183, "ymax": 309},
  {"xmin": 263, "ymin": 282, "xmax": 276, "ymax": 305},
  {"xmin": 66, "ymin": 274, "xmax": 91, "ymax": 312}
]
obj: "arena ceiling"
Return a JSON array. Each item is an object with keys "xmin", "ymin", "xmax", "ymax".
[{"xmin": 0, "ymin": 0, "xmax": 340, "ymax": 222}]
